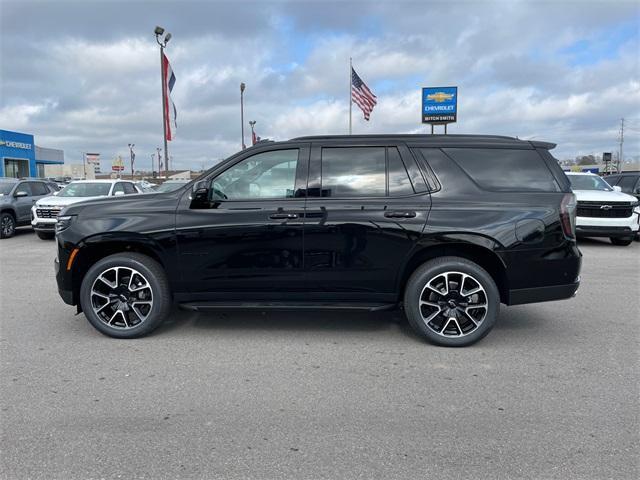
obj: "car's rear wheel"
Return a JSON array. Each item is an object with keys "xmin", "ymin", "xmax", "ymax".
[
  {"xmin": 610, "ymin": 237, "xmax": 633, "ymax": 246},
  {"xmin": 80, "ymin": 253, "xmax": 171, "ymax": 338},
  {"xmin": 403, "ymin": 256, "xmax": 500, "ymax": 347},
  {"xmin": 35, "ymin": 231, "xmax": 55, "ymax": 240},
  {"xmin": 1, "ymin": 213, "xmax": 16, "ymax": 239}
]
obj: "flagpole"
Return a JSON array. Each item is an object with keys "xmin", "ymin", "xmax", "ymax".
[{"xmin": 349, "ymin": 57, "xmax": 352, "ymax": 135}]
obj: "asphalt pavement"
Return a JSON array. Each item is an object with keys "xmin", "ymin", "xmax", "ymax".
[{"xmin": 1, "ymin": 228, "xmax": 638, "ymax": 480}]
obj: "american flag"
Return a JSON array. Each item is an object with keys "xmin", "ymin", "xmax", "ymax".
[
  {"xmin": 163, "ymin": 53, "xmax": 177, "ymax": 141},
  {"xmin": 351, "ymin": 67, "xmax": 377, "ymax": 121}
]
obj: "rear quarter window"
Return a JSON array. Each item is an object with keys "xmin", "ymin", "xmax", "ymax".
[{"xmin": 443, "ymin": 148, "xmax": 560, "ymax": 192}]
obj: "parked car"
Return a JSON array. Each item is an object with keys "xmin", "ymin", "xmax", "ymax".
[
  {"xmin": 32, "ymin": 179, "xmax": 143, "ymax": 240},
  {"xmin": 603, "ymin": 172, "xmax": 640, "ymax": 201},
  {"xmin": 566, "ymin": 172, "xmax": 639, "ymax": 246},
  {"xmin": 154, "ymin": 179, "xmax": 191, "ymax": 192},
  {"xmin": 55, "ymin": 134, "xmax": 582, "ymax": 346},
  {"xmin": 0, "ymin": 178, "xmax": 57, "ymax": 239},
  {"xmin": 134, "ymin": 180, "xmax": 157, "ymax": 193}
]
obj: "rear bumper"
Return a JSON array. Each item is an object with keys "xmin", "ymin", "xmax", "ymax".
[{"xmin": 508, "ymin": 279, "xmax": 580, "ymax": 306}]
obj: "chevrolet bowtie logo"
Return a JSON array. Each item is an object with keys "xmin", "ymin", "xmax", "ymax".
[
  {"xmin": 427, "ymin": 92, "xmax": 455, "ymax": 102},
  {"xmin": 600, "ymin": 205, "xmax": 612, "ymax": 210}
]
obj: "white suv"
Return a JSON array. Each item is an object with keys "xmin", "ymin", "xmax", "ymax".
[
  {"xmin": 566, "ymin": 172, "xmax": 640, "ymax": 246},
  {"xmin": 31, "ymin": 179, "xmax": 142, "ymax": 239}
]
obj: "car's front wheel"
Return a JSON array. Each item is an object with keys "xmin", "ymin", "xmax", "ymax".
[
  {"xmin": 79, "ymin": 253, "xmax": 171, "ymax": 338},
  {"xmin": 0, "ymin": 212, "xmax": 16, "ymax": 239},
  {"xmin": 610, "ymin": 237, "xmax": 633, "ymax": 246},
  {"xmin": 403, "ymin": 256, "xmax": 500, "ymax": 347}
]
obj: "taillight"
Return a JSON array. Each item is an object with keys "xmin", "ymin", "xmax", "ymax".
[{"xmin": 560, "ymin": 193, "xmax": 577, "ymax": 239}]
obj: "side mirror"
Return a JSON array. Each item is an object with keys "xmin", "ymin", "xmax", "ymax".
[
  {"xmin": 613, "ymin": 186, "xmax": 622, "ymax": 192},
  {"xmin": 190, "ymin": 180, "xmax": 210, "ymax": 208},
  {"xmin": 114, "ymin": 191, "xmax": 125, "ymax": 196},
  {"xmin": 53, "ymin": 191, "xmax": 59, "ymax": 196},
  {"xmin": 14, "ymin": 191, "xmax": 28, "ymax": 198}
]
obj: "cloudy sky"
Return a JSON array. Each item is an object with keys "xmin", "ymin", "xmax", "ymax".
[{"xmin": 1, "ymin": 0, "xmax": 639, "ymax": 171}]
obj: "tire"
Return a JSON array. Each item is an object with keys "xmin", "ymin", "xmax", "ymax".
[
  {"xmin": 610, "ymin": 237, "xmax": 633, "ymax": 246},
  {"xmin": 1, "ymin": 212, "xmax": 16, "ymax": 239},
  {"xmin": 79, "ymin": 253, "xmax": 171, "ymax": 338},
  {"xmin": 403, "ymin": 256, "xmax": 500, "ymax": 347},
  {"xmin": 35, "ymin": 231, "xmax": 55, "ymax": 240}
]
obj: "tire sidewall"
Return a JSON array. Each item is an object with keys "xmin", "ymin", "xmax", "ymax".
[
  {"xmin": 80, "ymin": 254, "xmax": 169, "ymax": 338},
  {"xmin": 1, "ymin": 213, "xmax": 15, "ymax": 238},
  {"xmin": 404, "ymin": 258, "xmax": 500, "ymax": 347}
]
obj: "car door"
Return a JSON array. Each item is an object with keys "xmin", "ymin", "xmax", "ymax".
[
  {"xmin": 13, "ymin": 182, "xmax": 34, "ymax": 222},
  {"xmin": 175, "ymin": 144, "xmax": 310, "ymax": 299},
  {"xmin": 303, "ymin": 142, "xmax": 431, "ymax": 301}
]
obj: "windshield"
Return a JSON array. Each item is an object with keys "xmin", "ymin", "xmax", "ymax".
[
  {"xmin": 155, "ymin": 181, "xmax": 188, "ymax": 192},
  {"xmin": 0, "ymin": 183, "xmax": 15, "ymax": 195},
  {"xmin": 568, "ymin": 175, "xmax": 613, "ymax": 191},
  {"xmin": 58, "ymin": 182, "xmax": 111, "ymax": 197}
]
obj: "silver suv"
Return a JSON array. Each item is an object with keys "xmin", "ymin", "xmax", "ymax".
[{"xmin": 0, "ymin": 178, "xmax": 56, "ymax": 239}]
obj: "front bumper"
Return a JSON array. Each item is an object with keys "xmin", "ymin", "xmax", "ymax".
[
  {"xmin": 55, "ymin": 248, "xmax": 77, "ymax": 306},
  {"xmin": 575, "ymin": 213, "xmax": 639, "ymax": 238}
]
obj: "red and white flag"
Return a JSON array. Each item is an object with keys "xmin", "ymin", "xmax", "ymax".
[
  {"xmin": 351, "ymin": 66, "xmax": 377, "ymax": 121},
  {"xmin": 163, "ymin": 53, "xmax": 177, "ymax": 141}
]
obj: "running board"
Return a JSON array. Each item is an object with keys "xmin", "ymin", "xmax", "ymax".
[{"xmin": 180, "ymin": 301, "xmax": 397, "ymax": 312}]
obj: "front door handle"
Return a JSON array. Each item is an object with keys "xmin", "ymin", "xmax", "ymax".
[
  {"xmin": 269, "ymin": 213, "xmax": 299, "ymax": 220},
  {"xmin": 384, "ymin": 210, "xmax": 416, "ymax": 218}
]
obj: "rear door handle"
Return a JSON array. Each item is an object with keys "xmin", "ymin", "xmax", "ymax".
[
  {"xmin": 384, "ymin": 210, "xmax": 416, "ymax": 218},
  {"xmin": 269, "ymin": 213, "xmax": 299, "ymax": 220}
]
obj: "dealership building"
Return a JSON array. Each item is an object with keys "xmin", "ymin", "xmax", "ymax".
[{"xmin": 0, "ymin": 129, "xmax": 64, "ymax": 178}]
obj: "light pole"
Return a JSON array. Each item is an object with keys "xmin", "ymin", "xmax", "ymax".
[
  {"xmin": 155, "ymin": 26, "xmax": 172, "ymax": 178},
  {"xmin": 249, "ymin": 120, "xmax": 256, "ymax": 146},
  {"xmin": 128, "ymin": 143, "xmax": 135, "ymax": 179},
  {"xmin": 240, "ymin": 82, "xmax": 246, "ymax": 150},
  {"xmin": 151, "ymin": 153, "xmax": 155, "ymax": 178},
  {"xmin": 156, "ymin": 147, "xmax": 163, "ymax": 178}
]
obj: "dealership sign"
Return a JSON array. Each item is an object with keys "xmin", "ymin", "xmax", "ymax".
[
  {"xmin": 422, "ymin": 86, "xmax": 457, "ymax": 124},
  {"xmin": 112, "ymin": 156, "xmax": 124, "ymax": 172},
  {"xmin": 0, "ymin": 139, "xmax": 32, "ymax": 150}
]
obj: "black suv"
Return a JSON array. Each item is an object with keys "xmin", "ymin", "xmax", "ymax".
[
  {"xmin": 603, "ymin": 172, "xmax": 640, "ymax": 200},
  {"xmin": 55, "ymin": 135, "xmax": 581, "ymax": 346}
]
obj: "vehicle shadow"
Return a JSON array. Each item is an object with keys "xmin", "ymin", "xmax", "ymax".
[
  {"xmin": 156, "ymin": 303, "xmax": 549, "ymax": 344},
  {"xmin": 158, "ymin": 307, "xmax": 404, "ymax": 335}
]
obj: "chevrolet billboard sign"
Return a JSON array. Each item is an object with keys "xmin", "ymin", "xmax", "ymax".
[{"xmin": 422, "ymin": 86, "xmax": 457, "ymax": 124}]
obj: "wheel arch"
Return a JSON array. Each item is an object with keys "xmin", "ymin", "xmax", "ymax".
[
  {"xmin": 70, "ymin": 233, "xmax": 169, "ymax": 308},
  {"xmin": 398, "ymin": 238, "xmax": 509, "ymax": 304},
  {"xmin": 1, "ymin": 207, "xmax": 17, "ymax": 219}
]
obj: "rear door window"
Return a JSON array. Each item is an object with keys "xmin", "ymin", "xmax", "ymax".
[
  {"xmin": 29, "ymin": 182, "xmax": 49, "ymax": 196},
  {"xmin": 387, "ymin": 147, "xmax": 415, "ymax": 196},
  {"xmin": 443, "ymin": 148, "xmax": 559, "ymax": 192},
  {"xmin": 123, "ymin": 182, "xmax": 137, "ymax": 194},
  {"xmin": 321, "ymin": 147, "xmax": 386, "ymax": 197}
]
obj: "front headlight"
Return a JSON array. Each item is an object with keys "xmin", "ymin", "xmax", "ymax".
[{"xmin": 55, "ymin": 215, "xmax": 76, "ymax": 234}]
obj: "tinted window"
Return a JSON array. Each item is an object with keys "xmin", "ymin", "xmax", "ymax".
[
  {"xmin": 123, "ymin": 182, "xmax": 137, "ymax": 194},
  {"xmin": 604, "ymin": 175, "xmax": 620, "ymax": 186},
  {"xmin": 321, "ymin": 147, "xmax": 385, "ymax": 197},
  {"xmin": 212, "ymin": 149, "xmax": 299, "ymax": 200},
  {"xmin": 15, "ymin": 182, "xmax": 32, "ymax": 196},
  {"xmin": 112, "ymin": 183, "xmax": 125, "ymax": 195},
  {"xmin": 0, "ymin": 182, "xmax": 15, "ymax": 195},
  {"xmin": 618, "ymin": 176, "xmax": 638, "ymax": 193},
  {"xmin": 58, "ymin": 182, "xmax": 111, "ymax": 197},
  {"xmin": 29, "ymin": 182, "xmax": 49, "ymax": 196},
  {"xmin": 443, "ymin": 148, "xmax": 559, "ymax": 192},
  {"xmin": 387, "ymin": 147, "xmax": 414, "ymax": 196}
]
